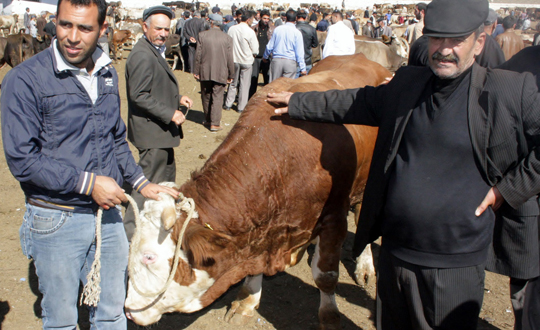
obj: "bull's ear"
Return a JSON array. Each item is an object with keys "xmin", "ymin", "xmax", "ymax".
[{"xmin": 160, "ymin": 206, "xmax": 177, "ymax": 231}]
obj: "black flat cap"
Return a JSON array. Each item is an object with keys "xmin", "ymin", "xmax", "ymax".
[
  {"xmin": 423, "ymin": 0, "xmax": 489, "ymax": 38},
  {"xmin": 143, "ymin": 5, "xmax": 173, "ymax": 21}
]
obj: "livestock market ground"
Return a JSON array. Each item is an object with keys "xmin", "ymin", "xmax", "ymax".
[{"xmin": 0, "ymin": 51, "xmax": 517, "ymax": 330}]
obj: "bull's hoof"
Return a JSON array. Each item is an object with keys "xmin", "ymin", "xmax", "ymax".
[
  {"xmin": 319, "ymin": 309, "xmax": 341, "ymax": 330},
  {"xmin": 224, "ymin": 301, "xmax": 255, "ymax": 326}
]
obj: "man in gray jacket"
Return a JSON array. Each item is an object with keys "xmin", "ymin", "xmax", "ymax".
[{"xmin": 124, "ymin": 5, "xmax": 193, "ymax": 240}]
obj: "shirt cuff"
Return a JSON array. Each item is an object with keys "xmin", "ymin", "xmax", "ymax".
[
  {"xmin": 132, "ymin": 174, "xmax": 150, "ymax": 193},
  {"xmin": 76, "ymin": 171, "xmax": 96, "ymax": 196}
]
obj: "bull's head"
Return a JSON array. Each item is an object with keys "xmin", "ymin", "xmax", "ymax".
[{"xmin": 124, "ymin": 182, "xmax": 216, "ymax": 326}]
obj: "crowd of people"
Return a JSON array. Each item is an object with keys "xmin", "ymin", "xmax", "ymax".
[{"xmin": 1, "ymin": 0, "xmax": 539, "ymax": 329}]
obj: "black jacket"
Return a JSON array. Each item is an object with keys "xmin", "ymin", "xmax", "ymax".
[
  {"xmin": 288, "ymin": 64, "xmax": 540, "ymax": 277},
  {"xmin": 296, "ymin": 21, "xmax": 318, "ymax": 66}
]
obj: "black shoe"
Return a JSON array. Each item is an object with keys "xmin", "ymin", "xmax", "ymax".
[{"xmin": 223, "ymin": 106, "xmax": 231, "ymax": 111}]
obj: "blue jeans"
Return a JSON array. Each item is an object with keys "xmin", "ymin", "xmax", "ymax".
[
  {"xmin": 20, "ymin": 203, "xmax": 129, "ymax": 330},
  {"xmin": 295, "ymin": 63, "xmax": 313, "ymax": 78}
]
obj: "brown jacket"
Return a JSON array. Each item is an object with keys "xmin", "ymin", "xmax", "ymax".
[
  {"xmin": 194, "ymin": 27, "xmax": 234, "ymax": 84},
  {"xmin": 495, "ymin": 29, "xmax": 524, "ymax": 60}
]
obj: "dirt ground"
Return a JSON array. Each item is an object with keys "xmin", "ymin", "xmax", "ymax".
[{"xmin": 0, "ymin": 50, "xmax": 517, "ymax": 330}]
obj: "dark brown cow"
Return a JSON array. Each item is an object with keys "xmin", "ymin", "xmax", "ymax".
[
  {"xmin": 165, "ymin": 33, "xmax": 182, "ymax": 70},
  {"xmin": 4, "ymin": 34, "xmax": 34, "ymax": 67},
  {"xmin": 33, "ymin": 34, "xmax": 52, "ymax": 54},
  {"xmin": 109, "ymin": 29, "xmax": 131, "ymax": 62},
  {"xmin": 124, "ymin": 53, "xmax": 391, "ymax": 329},
  {"xmin": 0, "ymin": 37, "xmax": 7, "ymax": 69}
]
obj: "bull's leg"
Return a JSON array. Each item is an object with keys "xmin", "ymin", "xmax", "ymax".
[
  {"xmin": 224, "ymin": 273, "xmax": 263, "ymax": 325},
  {"xmin": 354, "ymin": 244, "xmax": 376, "ymax": 286},
  {"xmin": 312, "ymin": 214, "xmax": 347, "ymax": 330}
]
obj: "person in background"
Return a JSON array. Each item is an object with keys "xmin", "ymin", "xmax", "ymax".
[
  {"xmin": 316, "ymin": 12, "xmax": 330, "ymax": 32},
  {"xmin": 274, "ymin": 11, "xmax": 286, "ymax": 27},
  {"xmin": 29, "ymin": 15, "xmax": 37, "ymax": 38},
  {"xmin": 410, "ymin": 2, "xmax": 426, "ymax": 43},
  {"xmin": 374, "ymin": 17, "xmax": 392, "ymax": 38},
  {"xmin": 43, "ymin": 15, "xmax": 56, "ymax": 38},
  {"xmin": 36, "ymin": 11, "xmax": 47, "ymax": 37},
  {"xmin": 24, "ymin": 7, "xmax": 30, "ymax": 34},
  {"xmin": 249, "ymin": 9, "xmax": 273, "ymax": 99},
  {"xmin": 496, "ymin": 15, "xmax": 524, "ymax": 60},
  {"xmin": 124, "ymin": 6, "xmax": 194, "ymax": 240},
  {"xmin": 263, "ymin": 9, "xmax": 305, "ymax": 81},
  {"xmin": 224, "ymin": 10, "xmax": 258, "ymax": 112},
  {"xmin": 362, "ymin": 20, "xmax": 375, "ymax": 38},
  {"xmin": 182, "ymin": 10, "xmax": 210, "ymax": 73},
  {"xmin": 193, "ymin": 14, "xmax": 234, "ymax": 131},
  {"xmin": 322, "ymin": 10, "xmax": 355, "ymax": 59},
  {"xmin": 296, "ymin": 9, "xmax": 318, "ymax": 77}
]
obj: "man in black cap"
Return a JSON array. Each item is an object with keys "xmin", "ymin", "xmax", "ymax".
[
  {"xmin": 124, "ymin": 5, "xmax": 194, "ymax": 240},
  {"xmin": 409, "ymin": 7, "xmax": 505, "ymax": 68},
  {"xmin": 267, "ymin": 0, "xmax": 540, "ymax": 328}
]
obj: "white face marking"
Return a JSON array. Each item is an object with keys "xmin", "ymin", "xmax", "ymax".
[{"xmin": 124, "ymin": 183, "xmax": 215, "ymax": 326}]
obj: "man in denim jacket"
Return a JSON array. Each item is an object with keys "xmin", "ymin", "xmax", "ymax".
[{"xmin": 0, "ymin": 0, "xmax": 178, "ymax": 328}]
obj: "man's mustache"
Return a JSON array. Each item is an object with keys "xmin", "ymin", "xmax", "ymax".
[{"xmin": 432, "ymin": 52, "xmax": 459, "ymax": 63}]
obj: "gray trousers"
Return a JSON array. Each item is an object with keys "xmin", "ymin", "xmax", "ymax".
[
  {"xmin": 376, "ymin": 247, "xmax": 485, "ymax": 330},
  {"xmin": 200, "ymin": 80, "xmax": 226, "ymax": 126},
  {"xmin": 269, "ymin": 58, "xmax": 297, "ymax": 83},
  {"xmin": 225, "ymin": 62, "xmax": 252, "ymax": 112},
  {"xmin": 123, "ymin": 147, "xmax": 176, "ymax": 241}
]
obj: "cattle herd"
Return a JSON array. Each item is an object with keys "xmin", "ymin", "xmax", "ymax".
[{"xmin": 0, "ymin": 1, "xmax": 537, "ymax": 72}]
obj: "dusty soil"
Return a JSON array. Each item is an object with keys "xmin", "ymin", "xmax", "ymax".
[{"xmin": 0, "ymin": 50, "xmax": 516, "ymax": 330}]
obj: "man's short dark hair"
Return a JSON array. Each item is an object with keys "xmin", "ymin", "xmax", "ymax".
[
  {"xmin": 416, "ymin": 2, "xmax": 427, "ymax": 12},
  {"xmin": 502, "ymin": 15, "xmax": 515, "ymax": 29},
  {"xmin": 201, "ymin": 9, "xmax": 207, "ymax": 18},
  {"xmin": 332, "ymin": 10, "xmax": 343, "ymax": 20},
  {"xmin": 235, "ymin": 9, "xmax": 243, "ymax": 17},
  {"xmin": 183, "ymin": 11, "xmax": 190, "ymax": 18},
  {"xmin": 57, "ymin": 0, "xmax": 107, "ymax": 26},
  {"xmin": 260, "ymin": 9, "xmax": 270, "ymax": 18},
  {"xmin": 296, "ymin": 10, "xmax": 307, "ymax": 20},
  {"xmin": 240, "ymin": 10, "xmax": 253, "ymax": 22},
  {"xmin": 286, "ymin": 9, "xmax": 296, "ymax": 22},
  {"xmin": 322, "ymin": 12, "xmax": 329, "ymax": 19}
]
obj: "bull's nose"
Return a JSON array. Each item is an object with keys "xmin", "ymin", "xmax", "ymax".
[{"xmin": 125, "ymin": 310, "xmax": 133, "ymax": 320}]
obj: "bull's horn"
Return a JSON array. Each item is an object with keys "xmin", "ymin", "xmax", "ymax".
[{"xmin": 160, "ymin": 206, "xmax": 177, "ymax": 231}]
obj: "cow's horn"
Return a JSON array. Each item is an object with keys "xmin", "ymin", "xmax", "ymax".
[{"xmin": 160, "ymin": 206, "xmax": 177, "ymax": 231}]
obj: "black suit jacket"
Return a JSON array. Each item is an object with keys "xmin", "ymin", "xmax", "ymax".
[
  {"xmin": 288, "ymin": 64, "xmax": 540, "ymax": 276},
  {"xmin": 126, "ymin": 37, "xmax": 183, "ymax": 149}
]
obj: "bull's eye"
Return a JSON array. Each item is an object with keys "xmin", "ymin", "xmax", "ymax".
[{"xmin": 142, "ymin": 253, "xmax": 158, "ymax": 265}]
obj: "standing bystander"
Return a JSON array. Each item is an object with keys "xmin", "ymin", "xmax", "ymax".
[
  {"xmin": 193, "ymin": 14, "xmax": 234, "ymax": 131},
  {"xmin": 124, "ymin": 6, "xmax": 194, "ymax": 240}
]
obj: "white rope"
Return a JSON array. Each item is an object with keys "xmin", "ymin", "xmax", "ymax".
[
  {"xmin": 80, "ymin": 192, "xmax": 196, "ymax": 305},
  {"xmin": 127, "ymin": 193, "xmax": 196, "ymax": 298},
  {"xmin": 80, "ymin": 207, "xmax": 103, "ymax": 307}
]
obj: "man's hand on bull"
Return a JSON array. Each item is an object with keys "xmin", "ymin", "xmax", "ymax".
[
  {"xmin": 92, "ymin": 176, "xmax": 128, "ymax": 210},
  {"xmin": 267, "ymin": 91, "xmax": 293, "ymax": 114},
  {"xmin": 140, "ymin": 183, "xmax": 180, "ymax": 201},
  {"xmin": 171, "ymin": 110, "xmax": 186, "ymax": 126},
  {"xmin": 180, "ymin": 95, "xmax": 194, "ymax": 109}
]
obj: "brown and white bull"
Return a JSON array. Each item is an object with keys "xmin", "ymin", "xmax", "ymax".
[
  {"xmin": 125, "ymin": 53, "xmax": 391, "ymax": 329},
  {"xmin": 0, "ymin": 14, "xmax": 19, "ymax": 37}
]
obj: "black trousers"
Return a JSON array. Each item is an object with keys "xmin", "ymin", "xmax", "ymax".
[
  {"xmin": 123, "ymin": 148, "xmax": 176, "ymax": 241},
  {"xmin": 181, "ymin": 44, "xmax": 190, "ymax": 73},
  {"xmin": 377, "ymin": 246, "xmax": 485, "ymax": 330},
  {"xmin": 248, "ymin": 57, "xmax": 270, "ymax": 99},
  {"xmin": 187, "ymin": 44, "xmax": 196, "ymax": 74}
]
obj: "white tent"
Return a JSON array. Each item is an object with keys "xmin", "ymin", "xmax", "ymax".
[{"xmin": 4, "ymin": 0, "xmax": 57, "ymax": 15}]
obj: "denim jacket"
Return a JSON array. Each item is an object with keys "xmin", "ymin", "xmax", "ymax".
[{"xmin": 1, "ymin": 46, "xmax": 148, "ymax": 213}]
